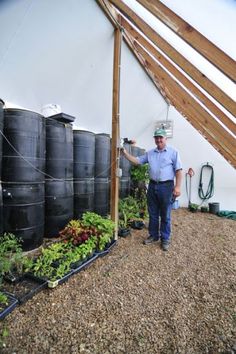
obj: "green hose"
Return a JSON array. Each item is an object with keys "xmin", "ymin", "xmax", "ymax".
[{"xmin": 198, "ymin": 163, "xmax": 214, "ymax": 201}]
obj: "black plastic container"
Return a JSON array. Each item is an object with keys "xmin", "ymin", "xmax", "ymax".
[
  {"xmin": 46, "ymin": 116, "xmax": 73, "ymax": 179},
  {"xmin": 73, "ymin": 130, "xmax": 95, "ymax": 179},
  {"xmin": 2, "ymin": 109, "xmax": 45, "ymax": 183},
  {"xmin": 45, "ymin": 180, "xmax": 74, "ymax": 237},
  {"xmin": 0, "ymin": 99, "xmax": 4, "ymax": 180},
  {"xmin": 95, "ymin": 133, "xmax": 111, "ymax": 178},
  {"xmin": 209, "ymin": 202, "xmax": 220, "ymax": 215},
  {"xmin": 74, "ymin": 178, "xmax": 94, "ymax": 219},
  {"xmin": 2, "ymin": 183, "xmax": 44, "ymax": 250},
  {"xmin": 94, "ymin": 178, "xmax": 110, "ymax": 216},
  {"xmin": 119, "ymin": 177, "xmax": 130, "ymax": 199},
  {"xmin": 120, "ymin": 143, "xmax": 131, "ymax": 177}
]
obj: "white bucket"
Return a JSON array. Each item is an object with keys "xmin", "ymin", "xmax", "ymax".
[{"xmin": 41, "ymin": 104, "xmax": 61, "ymax": 117}]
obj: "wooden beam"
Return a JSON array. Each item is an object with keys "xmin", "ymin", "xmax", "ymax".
[
  {"xmin": 137, "ymin": 0, "xmax": 236, "ymax": 83},
  {"xmin": 110, "ymin": 27, "xmax": 122, "ymax": 239},
  {"xmin": 121, "ymin": 16, "xmax": 236, "ymax": 136},
  {"xmin": 96, "ymin": 0, "xmax": 119, "ymax": 27},
  {"xmin": 109, "ymin": 0, "xmax": 236, "ymax": 117},
  {"xmin": 132, "ymin": 42, "xmax": 236, "ymax": 168}
]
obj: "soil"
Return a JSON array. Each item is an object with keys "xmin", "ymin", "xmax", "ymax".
[{"xmin": 0, "ymin": 208, "xmax": 235, "ymax": 354}]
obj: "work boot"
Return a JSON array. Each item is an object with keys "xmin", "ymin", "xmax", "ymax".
[
  {"xmin": 143, "ymin": 236, "xmax": 159, "ymax": 245},
  {"xmin": 161, "ymin": 242, "xmax": 170, "ymax": 251}
]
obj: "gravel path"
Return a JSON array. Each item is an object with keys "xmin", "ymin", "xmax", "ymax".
[{"xmin": 1, "ymin": 208, "xmax": 235, "ymax": 354}]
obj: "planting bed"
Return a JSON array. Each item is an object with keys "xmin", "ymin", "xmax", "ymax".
[{"xmin": 0, "ymin": 208, "xmax": 235, "ymax": 353}]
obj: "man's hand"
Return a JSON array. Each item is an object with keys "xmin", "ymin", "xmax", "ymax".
[{"xmin": 173, "ymin": 186, "xmax": 181, "ymax": 197}]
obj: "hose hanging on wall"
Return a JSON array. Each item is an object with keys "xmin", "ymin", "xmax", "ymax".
[{"xmin": 198, "ymin": 163, "xmax": 214, "ymax": 201}]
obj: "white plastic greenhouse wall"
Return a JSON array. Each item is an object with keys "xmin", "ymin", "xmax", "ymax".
[{"xmin": 0, "ymin": 0, "xmax": 235, "ymax": 210}]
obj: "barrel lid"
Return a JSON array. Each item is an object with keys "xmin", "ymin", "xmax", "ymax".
[
  {"xmin": 95, "ymin": 133, "xmax": 110, "ymax": 138},
  {"xmin": 49, "ymin": 113, "xmax": 75, "ymax": 123}
]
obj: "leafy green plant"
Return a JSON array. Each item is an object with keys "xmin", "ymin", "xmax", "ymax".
[
  {"xmin": 130, "ymin": 164, "xmax": 149, "ymax": 183},
  {"xmin": 189, "ymin": 203, "xmax": 199, "ymax": 212},
  {"xmin": 0, "ymin": 233, "xmax": 32, "ymax": 282},
  {"xmin": 82, "ymin": 212, "xmax": 115, "ymax": 235},
  {"xmin": 0, "ymin": 292, "xmax": 8, "ymax": 308}
]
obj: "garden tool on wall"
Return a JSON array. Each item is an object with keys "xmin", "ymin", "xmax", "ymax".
[{"xmin": 185, "ymin": 167, "xmax": 195, "ymax": 208}]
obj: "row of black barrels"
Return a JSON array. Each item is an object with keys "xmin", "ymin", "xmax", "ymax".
[
  {"xmin": 0, "ymin": 105, "xmax": 140, "ymax": 250},
  {"xmin": 0, "ymin": 177, "xmax": 130, "ymax": 250}
]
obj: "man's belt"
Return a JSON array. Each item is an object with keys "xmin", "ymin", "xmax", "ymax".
[{"xmin": 149, "ymin": 179, "xmax": 173, "ymax": 184}]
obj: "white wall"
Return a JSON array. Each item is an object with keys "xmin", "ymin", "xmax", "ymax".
[{"xmin": 0, "ymin": 0, "xmax": 235, "ymax": 210}]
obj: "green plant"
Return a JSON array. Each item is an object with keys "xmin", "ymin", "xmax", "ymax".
[
  {"xmin": 189, "ymin": 203, "xmax": 199, "ymax": 212},
  {"xmin": 0, "ymin": 292, "xmax": 8, "ymax": 308},
  {"xmin": 130, "ymin": 164, "xmax": 149, "ymax": 183},
  {"xmin": 82, "ymin": 212, "xmax": 115, "ymax": 235},
  {"xmin": 0, "ymin": 233, "xmax": 32, "ymax": 282},
  {"xmin": 0, "ymin": 326, "xmax": 9, "ymax": 349}
]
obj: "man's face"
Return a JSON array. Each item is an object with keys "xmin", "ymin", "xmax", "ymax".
[{"xmin": 154, "ymin": 135, "xmax": 167, "ymax": 150}]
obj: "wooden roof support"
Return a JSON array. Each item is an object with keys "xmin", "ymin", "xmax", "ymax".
[
  {"xmin": 110, "ymin": 26, "xmax": 122, "ymax": 239},
  {"xmin": 137, "ymin": 0, "xmax": 236, "ymax": 83},
  {"xmin": 131, "ymin": 41, "xmax": 236, "ymax": 167},
  {"xmin": 121, "ymin": 16, "xmax": 236, "ymax": 136},
  {"xmin": 109, "ymin": 0, "xmax": 236, "ymax": 117}
]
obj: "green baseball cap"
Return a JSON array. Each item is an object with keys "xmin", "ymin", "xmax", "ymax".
[{"xmin": 153, "ymin": 128, "xmax": 167, "ymax": 137}]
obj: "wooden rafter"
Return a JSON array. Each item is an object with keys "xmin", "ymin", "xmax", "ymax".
[
  {"xmin": 96, "ymin": 0, "xmax": 236, "ymax": 168},
  {"xmin": 120, "ymin": 16, "xmax": 236, "ymax": 136},
  {"xmin": 137, "ymin": 0, "xmax": 236, "ymax": 83},
  {"xmin": 109, "ymin": 0, "xmax": 236, "ymax": 117},
  {"xmin": 132, "ymin": 41, "xmax": 236, "ymax": 167}
]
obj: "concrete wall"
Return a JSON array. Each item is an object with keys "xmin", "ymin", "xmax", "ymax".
[{"xmin": 0, "ymin": 0, "xmax": 235, "ymax": 210}]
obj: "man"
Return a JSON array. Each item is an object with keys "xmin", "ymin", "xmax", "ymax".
[{"xmin": 121, "ymin": 128, "xmax": 182, "ymax": 251}]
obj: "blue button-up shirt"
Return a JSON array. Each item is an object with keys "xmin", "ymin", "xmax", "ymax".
[{"xmin": 137, "ymin": 146, "xmax": 182, "ymax": 182}]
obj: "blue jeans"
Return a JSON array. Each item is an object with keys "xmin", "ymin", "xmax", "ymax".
[{"xmin": 147, "ymin": 181, "xmax": 174, "ymax": 243}]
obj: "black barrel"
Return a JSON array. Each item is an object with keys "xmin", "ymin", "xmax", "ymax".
[
  {"xmin": 120, "ymin": 143, "xmax": 131, "ymax": 177},
  {"xmin": 139, "ymin": 148, "xmax": 146, "ymax": 155},
  {"xmin": 0, "ymin": 184, "xmax": 3, "ymax": 235},
  {"xmin": 2, "ymin": 109, "xmax": 45, "ymax": 250},
  {"xmin": 73, "ymin": 130, "xmax": 95, "ymax": 178},
  {"xmin": 45, "ymin": 180, "xmax": 74, "ymax": 237},
  {"xmin": 74, "ymin": 178, "xmax": 94, "ymax": 219},
  {"xmin": 119, "ymin": 177, "xmax": 130, "ymax": 199},
  {"xmin": 94, "ymin": 178, "xmax": 110, "ymax": 216},
  {"xmin": 3, "ymin": 109, "xmax": 45, "ymax": 182},
  {"xmin": 131, "ymin": 145, "xmax": 140, "ymax": 158},
  {"xmin": 95, "ymin": 133, "xmax": 111, "ymax": 178},
  {"xmin": 0, "ymin": 99, "xmax": 4, "ymax": 180},
  {"xmin": 46, "ymin": 115, "xmax": 74, "ymax": 179},
  {"xmin": 2, "ymin": 183, "xmax": 44, "ymax": 250}
]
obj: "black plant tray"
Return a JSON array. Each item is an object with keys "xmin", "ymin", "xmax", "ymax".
[
  {"xmin": 0, "ymin": 292, "xmax": 18, "ymax": 320},
  {"xmin": 72, "ymin": 254, "xmax": 98, "ymax": 275},
  {"xmin": 96, "ymin": 239, "xmax": 117, "ymax": 257},
  {"xmin": 47, "ymin": 270, "xmax": 74, "ymax": 289},
  {"xmin": 2, "ymin": 274, "xmax": 47, "ymax": 305},
  {"xmin": 4, "ymin": 272, "xmax": 25, "ymax": 284}
]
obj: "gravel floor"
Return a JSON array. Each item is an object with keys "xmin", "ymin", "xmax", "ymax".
[{"xmin": 1, "ymin": 208, "xmax": 235, "ymax": 354}]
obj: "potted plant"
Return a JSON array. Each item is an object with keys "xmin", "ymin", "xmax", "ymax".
[
  {"xmin": 0, "ymin": 233, "xmax": 32, "ymax": 283},
  {"xmin": 189, "ymin": 203, "xmax": 199, "ymax": 212}
]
